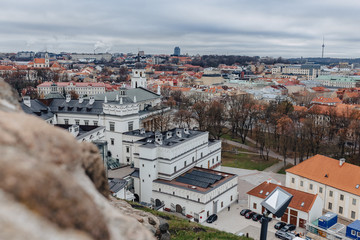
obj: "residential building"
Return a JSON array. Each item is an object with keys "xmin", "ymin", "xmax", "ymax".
[
  {"xmin": 286, "ymin": 155, "xmax": 360, "ymax": 222},
  {"xmin": 37, "ymin": 81, "xmax": 106, "ymax": 96},
  {"xmin": 247, "ymin": 181, "xmax": 323, "ymax": 228},
  {"xmin": 315, "ymin": 75, "xmax": 360, "ymax": 88}
]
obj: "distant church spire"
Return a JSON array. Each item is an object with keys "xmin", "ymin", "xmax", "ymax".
[{"xmin": 322, "ymin": 36, "xmax": 325, "ymax": 58}]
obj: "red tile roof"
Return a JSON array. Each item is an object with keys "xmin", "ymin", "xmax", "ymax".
[
  {"xmin": 286, "ymin": 154, "xmax": 360, "ymax": 196},
  {"xmin": 247, "ymin": 182, "xmax": 317, "ymax": 213}
]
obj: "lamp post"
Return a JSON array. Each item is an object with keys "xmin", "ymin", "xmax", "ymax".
[{"xmin": 260, "ymin": 187, "xmax": 293, "ymax": 240}]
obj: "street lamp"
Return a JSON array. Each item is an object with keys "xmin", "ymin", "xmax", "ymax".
[{"xmin": 260, "ymin": 187, "xmax": 293, "ymax": 240}]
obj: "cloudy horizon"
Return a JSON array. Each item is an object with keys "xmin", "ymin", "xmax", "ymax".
[{"xmin": 1, "ymin": 0, "xmax": 360, "ymax": 58}]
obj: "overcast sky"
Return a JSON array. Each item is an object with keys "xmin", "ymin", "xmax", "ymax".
[{"xmin": 1, "ymin": 0, "xmax": 360, "ymax": 58}]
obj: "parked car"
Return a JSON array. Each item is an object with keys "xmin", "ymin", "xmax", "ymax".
[
  {"xmin": 281, "ymin": 224, "xmax": 296, "ymax": 232},
  {"xmin": 240, "ymin": 209, "xmax": 251, "ymax": 216},
  {"xmin": 275, "ymin": 230, "xmax": 295, "ymax": 240},
  {"xmin": 206, "ymin": 214, "xmax": 218, "ymax": 223},
  {"xmin": 245, "ymin": 211, "xmax": 255, "ymax": 219},
  {"xmin": 260, "ymin": 216, "xmax": 272, "ymax": 224},
  {"xmin": 252, "ymin": 213, "xmax": 262, "ymax": 221},
  {"xmin": 274, "ymin": 221, "xmax": 287, "ymax": 230}
]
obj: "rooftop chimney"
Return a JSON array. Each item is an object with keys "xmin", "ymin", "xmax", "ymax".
[
  {"xmin": 23, "ymin": 96, "xmax": 31, "ymax": 107},
  {"xmin": 184, "ymin": 128, "xmax": 189, "ymax": 135},
  {"xmin": 104, "ymin": 96, "xmax": 107, "ymax": 103},
  {"xmin": 176, "ymin": 129, "xmax": 182, "ymax": 138},
  {"xmin": 339, "ymin": 158, "xmax": 345, "ymax": 166},
  {"xmin": 116, "ymin": 94, "xmax": 119, "ymax": 101},
  {"xmin": 166, "ymin": 131, "xmax": 173, "ymax": 139},
  {"xmin": 89, "ymin": 96, "xmax": 95, "ymax": 105},
  {"xmin": 155, "ymin": 132, "xmax": 163, "ymax": 145},
  {"xmin": 157, "ymin": 85, "xmax": 161, "ymax": 95},
  {"xmin": 120, "ymin": 97, "xmax": 123, "ymax": 104},
  {"xmin": 133, "ymin": 96, "xmax": 137, "ymax": 103},
  {"xmin": 78, "ymin": 95, "xmax": 83, "ymax": 104},
  {"xmin": 66, "ymin": 94, "xmax": 71, "ymax": 103}
]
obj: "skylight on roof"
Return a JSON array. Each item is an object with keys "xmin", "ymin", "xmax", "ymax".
[
  {"xmin": 265, "ymin": 192, "xmax": 269, "ymax": 196},
  {"xmin": 356, "ymin": 184, "xmax": 360, "ymax": 189},
  {"xmin": 260, "ymin": 190, "xmax": 263, "ymax": 194},
  {"xmin": 301, "ymin": 202, "xmax": 305, "ymax": 207}
]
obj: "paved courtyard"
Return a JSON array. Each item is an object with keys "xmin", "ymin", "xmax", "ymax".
[{"xmin": 201, "ymin": 167, "xmax": 288, "ymax": 240}]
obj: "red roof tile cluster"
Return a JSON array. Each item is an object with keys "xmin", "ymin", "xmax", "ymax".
[
  {"xmin": 286, "ymin": 154, "xmax": 360, "ymax": 196},
  {"xmin": 247, "ymin": 182, "xmax": 317, "ymax": 213}
]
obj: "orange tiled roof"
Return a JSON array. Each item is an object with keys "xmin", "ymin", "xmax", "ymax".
[
  {"xmin": 311, "ymin": 96, "xmax": 342, "ymax": 105},
  {"xmin": 247, "ymin": 182, "xmax": 317, "ymax": 213},
  {"xmin": 286, "ymin": 155, "xmax": 360, "ymax": 196},
  {"xmin": 293, "ymin": 105, "xmax": 307, "ymax": 112},
  {"xmin": 34, "ymin": 58, "xmax": 46, "ymax": 64}
]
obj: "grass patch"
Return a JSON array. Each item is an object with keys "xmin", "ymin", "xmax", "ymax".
[
  {"xmin": 221, "ymin": 134, "xmax": 257, "ymax": 148},
  {"xmin": 277, "ymin": 164, "xmax": 294, "ymax": 174},
  {"xmin": 129, "ymin": 202, "xmax": 250, "ymax": 240},
  {"xmin": 221, "ymin": 150, "xmax": 279, "ymax": 171}
]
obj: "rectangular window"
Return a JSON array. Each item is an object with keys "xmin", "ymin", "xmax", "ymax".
[
  {"xmin": 212, "ymin": 158, "xmax": 214, "ymax": 164},
  {"xmin": 339, "ymin": 206, "xmax": 343, "ymax": 214},
  {"xmin": 253, "ymin": 203, "xmax": 257, "ymax": 209},
  {"xmin": 351, "ymin": 211, "xmax": 356, "ymax": 219},
  {"xmin": 84, "ymin": 120, "xmax": 89, "ymax": 125},
  {"xmin": 340, "ymin": 194, "xmax": 344, "ymax": 201},
  {"xmin": 128, "ymin": 121, "xmax": 133, "ymax": 131},
  {"xmin": 174, "ymin": 166, "xmax": 176, "ymax": 173},
  {"xmin": 64, "ymin": 119, "xmax": 69, "ymax": 125},
  {"xmin": 159, "ymin": 188, "xmax": 161, "ymax": 192},
  {"xmin": 109, "ymin": 122, "xmax": 115, "ymax": 132},
  {"xmin": 184, "ymin": 161, "xmax": 186, "ymax": 167},
  {"xmin": 310, "ymin": 184, "xmax": 313, "ymax": 190},
  {"xmin": 231, "ymin": 195, "xmax": 233, "ymax": 201},
  {"xmin": 300, "ymin": 181, "xmax": 303, "ymax": 187},
  {"xmin": 126, "ymin": 157, "xmax": 130, "ymax": 163},
  {"xmin": 93, "ymin": 121, "xmax": 98, "ymax": 126},
  {"xmin": 216, "ymin": 156, "xmax": 219, "ymax": 162},
  {"xmin": 353, "ymin": 198, "xmax": 357, "ymax": 205},
  {"xmin": 291, "ymin": 178, "xmax": 295, "ymax": 184},
  {"xmin": 192, "ymin": 156, "xmax": 195, "ymax": 162},
  {"xmin": 126, "ymin": 147, "xmax": 129, "ymax": 153},
  {"xmin": 351, "ymin": 230, "xmax": 356, "ymax": 236},
  {"xmin": 110, "ymin": 138, "xmax": 114, "ymax": 145},
  {"xmin": 328, "ymin": 202, "xmax": 332, "ymax": 210},
  {"xmin": 319, "ymin": 187, "xmax": 323, "ymax": 193},
  {"xmin": 329, "ymin": 191, "xmax": 333, "ymax": 197},
  {"xmin": 357, "ymin": 232, "xmax": 360, "ymax": 238},
  {"xmin": 75, "ymin": 119, "xmax": 80, "ymax": 125}
]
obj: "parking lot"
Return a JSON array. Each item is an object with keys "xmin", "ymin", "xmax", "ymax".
[
  {"xmin": 201, "ymin": 201, "xmax": 280, "ymax": 240},
  {"xmin": 201, "ymin": 167, "xmax": 299, "ymax": 240}
]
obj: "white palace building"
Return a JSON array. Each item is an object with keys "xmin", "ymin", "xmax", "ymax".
[
  {"xmin": 123, "ymin": 128, "xmax": 238, "ymax": 222},
  {"xmin": 21, "ymin": 68, "xmax": 238, "ymax": 222}
]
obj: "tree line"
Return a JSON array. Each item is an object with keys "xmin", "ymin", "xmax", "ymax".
[{"xmin": 151, "ymin": 89, "xmax": 360, "ymax": 167}]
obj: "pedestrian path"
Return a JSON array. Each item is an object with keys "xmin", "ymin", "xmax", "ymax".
[{"xmin": 221, "ymin": 138, "xmax": 294, "ymax": 173}]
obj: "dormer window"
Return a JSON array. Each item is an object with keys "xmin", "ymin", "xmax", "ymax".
[
  {"xmin": 265, "ymin": 192, "xmax": 269, "ymax": 196},
  {"xmin": 259, "ymin": 190, "xmax": 263, "ymax": 194},
  {"xmin": 301, "ymin": 202, "xmax": 305, "ymax": 207}
]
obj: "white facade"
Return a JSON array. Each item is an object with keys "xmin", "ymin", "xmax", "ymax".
[
  {"xmin": 153, "ymin": 174, "xmax": 238, "ymax": 222},
  {"xmin": 37, "ymin": 82, "xmax": 106, "ymax": 96},
  {"xmin": 131, "ymin": 69, "xmax": 147, "ymax": 88}
]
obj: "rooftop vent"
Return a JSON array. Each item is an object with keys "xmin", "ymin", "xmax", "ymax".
[
  {"xmin": 23, "ymin": 96, "xmax": 31, "ymax": 107},
  {"xmin": 339, "ymin": 158, "xmax": 345, "ymax": 166},
  {"xmin": 260, "ymin": 190, "xmax": 263, "ymax": 194},
  {"xmin": 155, "ymin": 132, "xmax": 163, "ymax": 145},
  {"xmin": 191, "ymin": 186, "xmax": 197, "ymax": 189},
  {"xmin": 325, "ymin": 174, "xmax": 328, "ymax": 178},
  {"xmin": 356, "ymin": 184, "xmax": 360, "ymax": 189},
  {"xmin": 78, "ymin": 95, "xmax": 83, "ymax": 104},
  {"xmin": 301, "ymin": 202, "xmax": 305, "ymax": 207},
  {"xmin": 66, "ymin": 94, "xmax": 71, "ymax": 103},
  {"xmin": 89, "ymin": 96, "xmax": 95, "ymax": 105},
  {"xmin": 265, "ymin": 192, "xmax": 269, "ymax": 196},
  {"xmin": 184, "ymin": 128, "xmax": 190, "ymax": 134},
  {"xmin": 176, "ymin": 129, "xmax": 182, "ymax": 138},
  {"xmin": 166, "ymin": 131, "xmax": 173, "ymax": 139}
]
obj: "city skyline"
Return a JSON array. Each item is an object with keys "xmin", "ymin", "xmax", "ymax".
[{"xmin": 1, "ymin": 0, "xmax": 360, "ymax": 58}]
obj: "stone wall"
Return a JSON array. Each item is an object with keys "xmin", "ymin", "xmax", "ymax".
[{"xmin": 0, "ymin": 78, "xmax": 158, "ymax": 240}]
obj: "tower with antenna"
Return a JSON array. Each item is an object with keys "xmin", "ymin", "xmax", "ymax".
[{"xmin": 321, "ymin": 36, "xmax": 325, "ymax": 58}]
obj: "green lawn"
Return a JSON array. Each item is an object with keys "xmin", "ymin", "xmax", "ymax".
[
  {"xmin": 130, "ymin": 203, "xmax": 250, "ymax": 240},
  {"xmin": 221, "ymin": 151, "xmax": 279, "ymax": 171},
  {"xmin": 221, "ymin": 133, "xmax": 257, "ymax": 148}
]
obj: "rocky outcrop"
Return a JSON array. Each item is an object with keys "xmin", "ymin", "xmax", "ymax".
[
  {"xmin": 0, "ymin": 77, "xmax": 21, "ymax": 112},
  {"xmin": 0, "ymin": 79, "xmax": 156, "ymax": 240}
]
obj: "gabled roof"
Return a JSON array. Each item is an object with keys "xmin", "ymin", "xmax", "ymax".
[
  {"xmin": 92, "ymin": 87, "xmax": 160, "ymax": 102},
  {"xmin": 21, "ymin": 100, "xmax": 54, "ymax": 120},
  {"xmin": 34, "ymin": 58, "xmax": 46, "ymax": 64},
  {"xmin": 286, "ymin": 154, "xmax": 360, "ymax": 196},
  {"xmin": 247, "ymin": 182, "xmax": 317, "ymax": 213}
]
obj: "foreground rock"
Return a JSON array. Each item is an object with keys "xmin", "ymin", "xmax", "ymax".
[{"xmin": 0, "ymin": 79, "xmax": 156, "ymax": 240}]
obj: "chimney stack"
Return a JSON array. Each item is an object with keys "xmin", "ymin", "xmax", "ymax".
[
  {"xmin": 66, "ymin": 94, "xmax": 71, "ymax": 103},
  {"xmin": 23, "ymin": 96, "xmax": 31, "ymax": 107},
  {"xmin": 339, "ymin": 158, "xmax": 345, "ymax": 166},
  {"xmin": 89, "ymin": 96, "xmax": 95, "ymax": 105},
  {"xmin": 78, "ymin": 95, "xmax": 83, "ymax": 104}
]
